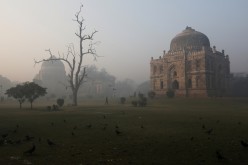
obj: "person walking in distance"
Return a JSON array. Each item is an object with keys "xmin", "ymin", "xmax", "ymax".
[{"xmin": 105, "ymin": 97, "xmax": 108, "ymax": 105}]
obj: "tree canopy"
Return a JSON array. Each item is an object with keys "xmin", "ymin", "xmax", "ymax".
[
  {"xmin": 23, "ymin": 82, "xmax": 47, "ymax": 109},
  {"xmin": 5, "ymin": 82, "xmax": 46, "ymax": 109},
  {"xmin": 5, "ymin": 84, "xmax": 26, "ymax": 109}
]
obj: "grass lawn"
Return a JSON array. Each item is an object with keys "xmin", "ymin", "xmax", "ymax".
[{"xmin": 0, "ymin": 98, "xmax": 248, "ymax": 165}]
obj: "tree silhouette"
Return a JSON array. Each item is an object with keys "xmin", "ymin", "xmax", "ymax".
[
  {"xmin": 23, "ymin": 82, "xmax": 47, "ymax": 109},
  {"xmin": 57, "ymin": 98, "xmax": 64, "ymax": 107},
  {"xmin": 5, "ymin": 82, "xmax": 46, "ymax": 109},
  {"xmin": 5, "ymin": 84, "xmax": 26, "ymax": 109},
  {"xmin": 35, "ymin": 4, "xmax": 98, "ymax": 106}
]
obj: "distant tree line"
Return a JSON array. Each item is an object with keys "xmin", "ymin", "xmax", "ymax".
[{"xmin": 230, "ymin": 76, "xmax": 248, "ymax": 97}]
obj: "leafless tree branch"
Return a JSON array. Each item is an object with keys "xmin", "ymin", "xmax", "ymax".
[{"xmin": 34, "ymin": 4, "xmax": 98, "ymax": 106}]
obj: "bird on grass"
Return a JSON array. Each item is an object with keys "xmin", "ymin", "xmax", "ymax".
[
  {"xmin": 23, "ymin": 144, "xmax": 36, "ymax": 155},
  {"xmin": 102, "ymin": 124, "xmax": 108, "ymax": 130},
  {"xmin": 63, "ymin": 119, "xmax": 67, "ymax": 123},
  {"xmin": 50, "ymin": 122, "xmax": 54, "ymax": 126},
  {"xmin": 13, "ymin": 129, "xmax": 18, "ymax": 133},
  {"xmin": 71, "ymin": 132, "xmax": 75, "ymax": 136},
  {"xmin": 2, "ymin": 133, "xmax": 8, "ymax": 139},
  {"xmin": 15, "ymin": 139, "xmax": 21, "ymax": 144},
  {"xmin": 240, "ymin": 140, "xmax": 248, "ymax": 148},
  {"xmin": 71, "ymin": 152, "xmax": 82, "ymax": 157},
  {"xmin": 115, "ymin": 129, "xmax": 122, "ymax": 135},
  {"xmin": 6, "ymin": 139, "xmax": 13, "ymax": 145},
  {"xmin": 25, "ymin": 135, "xmax": 35, "ymax": 142},
  {"xmin": 73, "ymin": 126, "xmax": 77, "ymax": 130},
  {"xmin": 216, "ymin": 150, "xmax": 225, "ymax": 160},
  {"xmin": 14, "ymin": 124, "xmax": 19, "ymax": 133},
  {"xmin": 86, "ymin": 124, "xmax": 92, "ymax": 129},
  {"xmin": 0, "ymin": 139, "xmax": 4, "ymax": 146},
  {"xmin": 47, "ymin": 139, "xmax": 56, "ymax": 146},
  {"xmin": 202, "ymin": 124, "xmax": 206, "ymax": 130},
  {"xmin": 103, "ymin": 115, "xmax": 106, "ymax": 119},
  {"xmin": 206, "ymin": 128, "xmax": 213, "ymax": 135},
  {"xmin": 141, "ymin": 125, "xmax": 144, "ymax": 129}
]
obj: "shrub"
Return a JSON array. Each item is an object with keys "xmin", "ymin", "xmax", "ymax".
[
  {"xmin": 53, "ymin": 104, "xmax": 59, "ymax": 111},
  {"xmin": 47, "ymin": 106, "xmax": 51, "ymax": 111},
  {"xmin": 120, "ymin": 97, "xmax": 126, "ymax": 104},
  {"xmin": 131, "ymin": 93, "xmax": 147, "ymax": 107},
  {"xmin": 138, "ymin": 97, "xmax": 147, "ymax": 107},
  {"xmin": 166, "ymin": 89, "xmax": 175, "ymax": 98},
  {"xmin": 131, "ymin": 101, "xmax": 138, "ymax": 107},
  {"xmin": 57, "ymin": 98, "xmax": 64, "ymax": 107},
  {"xmin": 148, "ymin": 91, "xmax": 156, "ymax": 99}
]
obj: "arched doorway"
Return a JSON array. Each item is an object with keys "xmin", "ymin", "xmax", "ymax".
[{"xmin": 172, "ymin": 80, "xmax": 179, "ymax": 89}]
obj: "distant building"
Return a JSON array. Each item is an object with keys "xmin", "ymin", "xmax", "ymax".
[
  {"xmin": 0, "ymin": 75, "xmax": 13, "ymax": 99},
  {"xmin": 150, "ymin": 27, "xmax": 230, "ymax": 97},
  {"xmin": 79, "ymin": 67, "xmax": 116, "ymax": 98},
  {"xmin": 34, "ymin": 57, "xmax": 68, "ymax": 97},
  {"xmin": 230, "ymin": 72, "xmax": 248, "ymax": 97}
]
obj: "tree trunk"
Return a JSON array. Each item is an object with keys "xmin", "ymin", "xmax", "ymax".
[
  {"xmin": 19, "ymin": 102, "xmax": 22, "ymax": 109},
  {"xmin": 72, "ymin": 89, "xmax": 78, "ymax": 106},
  {"xmin": 30, "ymin": 102, "xmax": 33, "ymax": 109}
]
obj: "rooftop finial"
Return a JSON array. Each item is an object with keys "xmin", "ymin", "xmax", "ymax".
[{"xmin": 185, "ymin": 26, "xmax": 194, "ymax": 31}]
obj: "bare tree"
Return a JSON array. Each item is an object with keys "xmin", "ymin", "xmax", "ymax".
[{"xmin": 35, "ymin": 5, "xmax": 98, "ymax": 106}]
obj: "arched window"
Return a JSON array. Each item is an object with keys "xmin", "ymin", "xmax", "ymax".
[
  {"xmin": 153, "ymin": 66, "xmax": 157, "ymax": 74},
  {"xmin": 172, "ymin": 80, "xmax": 179, "ymax": 89},
  {"xmin": 212, "ymin": 77, "xmax": 215, "ymax": 88},
  {"xmin": 173, "ymin": 71, "xmax": 177, "ymax": 77},
  {"xmin": 211, "ymin": 61, "xmax": 214, "ymax": 71},
  {"xmin": 206, "ymin": 60, "xmax": 210, "ymax": 70},
  {"xmin": 195, "ymin": 60, "xmax": 200, "ymax": 71},
  {"xmin": 195, "ymin": 76, "xmax": 199, "ymax": 88},
  {"xmin": 187, "ymin": 61, "xmax": 191, "ymax": 71},
  {"xmin": 188, "ymin": 79, "xmax": 192, "ymax": 88},
  {"xmin": 159, "ymin": 65, "xmax": 163, "ymax": 74},
  {"xmin": 169, "ymin": 65, "xmax": 176, "ymax": 79},
  {"xmin": 160, "ymin": 80, "xmax": 163, "ymax": 89},
  {"xmin": 209, "ymin": 76, "xmax": 212, "ymax": 89},
  {"xmin": 218, "ymin": 65, "xmax": 222, "ymax": 73},
  {"xmin": 206, "ymin": 76, "xmax": 210, "ymax": 88}
]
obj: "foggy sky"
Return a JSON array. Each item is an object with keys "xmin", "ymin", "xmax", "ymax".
[{"xmin": 0, "ymin": 0, "xmax": 248, "ymax": 83}]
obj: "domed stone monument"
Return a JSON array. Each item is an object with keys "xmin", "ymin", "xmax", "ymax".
[
  {"xmin": 34, "ymin": 56, "xmax": 68, "ymax": 97},
  {"xmin": 150, "ymin": 27, "xmax": 230, "ymax": 97}
]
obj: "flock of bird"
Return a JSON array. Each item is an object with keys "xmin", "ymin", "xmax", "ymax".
[
  {"xmin": 196, "ymin": 117, "xmax": 248, "ymax": 162},
  {"xmin": 1, "ymin": 113, "xmax": 248, "ymax": 164},
  {"xmin": 0, "ymin": 113, "xmax": 131, "ymax": 160}
]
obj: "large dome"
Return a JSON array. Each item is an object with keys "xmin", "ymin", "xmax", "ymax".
[
  {"xmin": 170, "ymin": 27, "xmax": 210, "ymax": 51},
  {"xmin": 41, "ymin": 56, "xmax": 65, "ymax": 69}
]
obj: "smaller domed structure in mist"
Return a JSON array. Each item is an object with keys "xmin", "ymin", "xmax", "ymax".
[{"xmin": 34, "ymin": 57, "xmax": 68, "ymax": 97}]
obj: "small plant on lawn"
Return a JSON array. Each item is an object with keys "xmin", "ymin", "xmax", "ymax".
[
  {"xmin": 57, "ymin": 98, "xmax": 65, "ymax": 107},
  {"xmin": 120, "ymin": 97, "xmax": 126, "ymax": 104},
  {"xmin": 166, "ymin": 89, "xmax": 175, "ymax": 98},
  {"xmin": 131, "ymin": 100, "xmax": 138, "ymax": 107},
  {"xmin": 148, "ymin": 91, "xmax": 156, "ymax": 99}
]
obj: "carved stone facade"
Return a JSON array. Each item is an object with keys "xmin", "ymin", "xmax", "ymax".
[{"xmin": 150, "ymin": 27, "xmax": 230, "ymax": 97}]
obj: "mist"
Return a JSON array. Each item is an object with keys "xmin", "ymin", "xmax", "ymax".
[{"xmin": 0, "ymin": 0, "xmax": 248, "ymax": 85}]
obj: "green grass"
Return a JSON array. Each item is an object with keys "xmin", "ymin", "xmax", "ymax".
[{"xmin": 0, "ymin": 98, "xmax": 248, "ymax": 165}]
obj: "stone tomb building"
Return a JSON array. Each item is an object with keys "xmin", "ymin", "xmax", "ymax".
[{"xmin": 150, "ymin": 27, "xmax": 230, "ymax": 97}]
